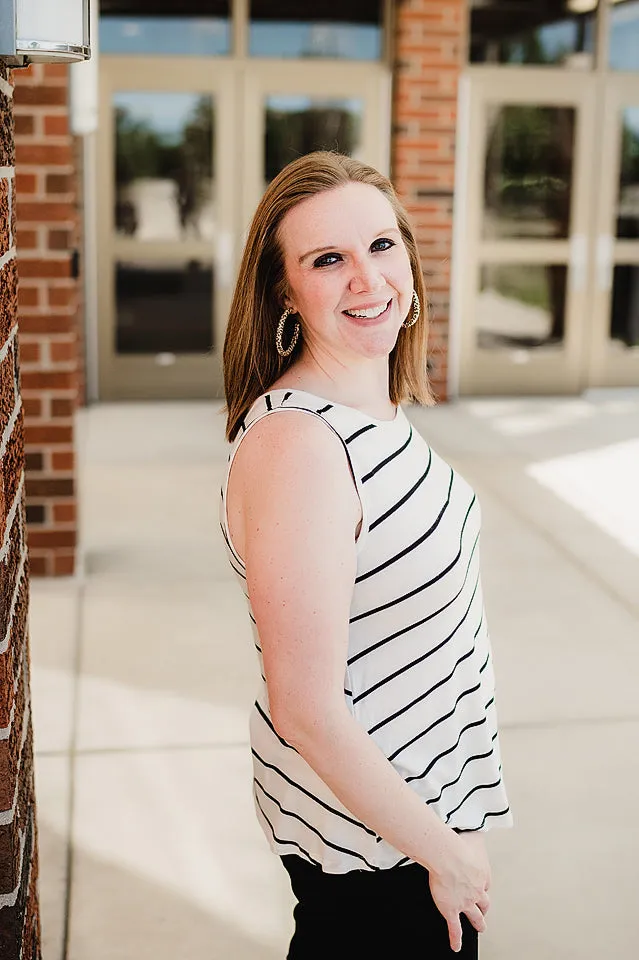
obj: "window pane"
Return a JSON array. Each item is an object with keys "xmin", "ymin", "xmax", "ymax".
[
  {"xmin": 610, "ymin": 266, "xmax": 639, "ymax": 346},
  {"xmin": 100, "ymin": 2, "xmax": 230, "ymax": 55},
  {"xmin": 264, "ymin": 96, "xmax": 363, "ymax": 184},
  {"xmin": 609, "ymin": 1, "xmax": 639, "ymax": 71},
  {"xmin": 477, "ymin": 264, "xmax": 567, "ymax": 348},
  {"xmin": 483, "ymin": 105, "xmax": 575, "ymax": 240},
  {"xmin": 618, "ymin": 108, "xmax": 639, "ymax": 239},
  {"xmin": 116, "ymin": 259, "xmax": 214, "ymax": 354},
  {"xmin": 470, "ymin": 0, "xmax": 597, "ymax": 68},
  {"xmin": 114, "ymin": 92, "xmax": 214, "ymax": 242},
  {"xmin": 250, "ymin": 0, "xmax": 382, "ymax": 60}
]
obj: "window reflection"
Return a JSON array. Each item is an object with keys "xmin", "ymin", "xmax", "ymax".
[
  {"xmin": 116, "ymin": 259, "xmax": 214, "ymax": 355},
  {"xmin": 618, "ymin": 108, "xmax": 639, "ymax": 238},
  {"xmin": 470, "ymin": 0, "xmax": 596, "ymax": 67},
  {"xmin": 250, "ymin": 0, "xmax": 382, "ymax": 60},
  {"xmin": 264, "ymin": 97, "xmax": 363, "ymax": 184},
  {"xmin": 610, "ymin": 266, "xmax": 639, "ymax": 346},
  {"xmin": 477, "ymin": 264, "xmax": 567, "ymax": 348},
  {"xmin": 114, "ymin": 92, "xmax": 214, "ymax": 242},
  {"xmin": 483, "ymin": 105, "xmax": 575, "ymax": 240},
  {"xmin": 100, "ymin": 1, "xmax": 230, "ymax": 56},
  {"xmin": 609, "ymin": 0, "xmax": 639, "ymax": 71}
]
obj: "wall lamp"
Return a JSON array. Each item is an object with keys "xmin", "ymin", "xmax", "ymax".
[{"xmin": 0, "ymin": 0, "xmax": 91, "ymax": 65}]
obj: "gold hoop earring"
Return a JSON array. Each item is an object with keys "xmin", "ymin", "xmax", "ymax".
[
  {"xmin": 276, "ymin": 308, "xmax": 300, "ymax": 357},
  {"xmin": 402, "ymin": 290, "xmax": 420, "ymax": 328}
]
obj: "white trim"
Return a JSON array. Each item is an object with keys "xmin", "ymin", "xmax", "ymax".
[
  {"xmin": 447, "ymin": 73, "xmax": 472, "ymax": 401},
  {"xmin": 0, "ymin": 542, "xmax": 28, "ymax": 656},
  {"xmin": 0, "ymin": 166, "xmax": 14, "ymax": 178},
  {"xmin": 0, "ymin": 246, "xmax": 16, "ymax": 272},
  {"xmin": 0, "ymin": 472, "xmax": 24, "ymax": 563},
  {"xmin": 82, "ymin": 133, "xmax": 99, "ymax": 401},
  {"xmin": 0, "ymin": 75, "xmax": 13, "ymax": 99},
  {"xmin": 0, "ymin": 828, "xmax": 26, "ymax": 909},
  {"xmin": 0, "ymin": 320, "xmax": 17, "ymax": 365},
  {"xmin": 0, "ymin": 393, "xmax": 21, "ymax": 462}
]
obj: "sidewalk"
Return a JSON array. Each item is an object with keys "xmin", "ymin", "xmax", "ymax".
[{"xmin": 29, "ymin": 392, "xmax": 639, "ymax": 960}]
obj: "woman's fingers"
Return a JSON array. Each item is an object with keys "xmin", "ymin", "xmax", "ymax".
[
  {"xmin": 464, "ymin": 903, "xmax": 488, "ymax": 935},
  {"xmin": 446, "ymin": 914, "xmax": 463, "ymax": 954},
  {"xmin": 476, "ymin": 890, "xmax": 491, "ymax": 915}
]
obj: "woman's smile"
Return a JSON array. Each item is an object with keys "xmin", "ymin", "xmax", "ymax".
[{"xmin": 342, "ymin": 299, "xmax": 393, "ymax": 325}]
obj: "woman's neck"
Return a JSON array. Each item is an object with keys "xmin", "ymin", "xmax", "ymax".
[{"xmin": 273, "ymin": 357, "xmax": 394, "ymax": 420}]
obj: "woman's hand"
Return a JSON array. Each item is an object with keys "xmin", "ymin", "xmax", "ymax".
[{"xmin": 428, "ymin": 831, "xmax": 492, "ymax": 953}]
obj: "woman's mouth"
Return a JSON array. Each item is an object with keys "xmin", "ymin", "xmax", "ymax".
[{"xmin": 343, "ymin": 300, "xmax": 392, "ymax": 324}]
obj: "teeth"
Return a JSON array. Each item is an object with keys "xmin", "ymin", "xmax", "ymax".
[{"xmin": 345, "ymin": 302, "xmax": 388, "ymax": 319}]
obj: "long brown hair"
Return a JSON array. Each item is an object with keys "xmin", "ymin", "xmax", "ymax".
[{"xmin": 223, "ymin": 151, "xmax": 434, "ymax": 442}]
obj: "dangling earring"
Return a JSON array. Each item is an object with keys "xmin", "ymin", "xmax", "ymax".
[
  {"xmin": 402, "ymin": 290, "xmax": 420, "ymax": 328},
  {"xmin": 276, "ymin": 308, "xmax": 300, "ymax": 357}
]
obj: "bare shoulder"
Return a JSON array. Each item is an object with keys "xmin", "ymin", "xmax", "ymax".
[
  {"xmin": 232, "ymin": 409, "xmax": 353, "ymax": 496},
  {"xmin": 227, "ymin": 410, "xmax": 361, "ymax": 561}
]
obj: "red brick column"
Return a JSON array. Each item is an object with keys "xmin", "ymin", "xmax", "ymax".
[
  {"xmin": 13, "ymin": 63, "xmax": 79, "ymax": 576},
  {"xmin": 392, "ymin": 0, "xmax": 467, "ymax": 400},
  {"xmin": 0, "ymin": 62, "xmax": 42, "ymax": 960}
]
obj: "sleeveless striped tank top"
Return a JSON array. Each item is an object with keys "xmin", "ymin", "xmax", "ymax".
[{"xmin": 220, "ymin": 388, "xmax": 512, "ymax": 873}]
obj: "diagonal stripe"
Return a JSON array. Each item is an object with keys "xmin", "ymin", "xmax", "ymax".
[
  {"xmin": 445, "ymin": 774, "xmax": 503, "ymax": 820},
  {"xmin": 385, "ymin": 677, "xmax": 480, "ymax": 759},
  {"xmin": 252, "ymin": 748, "xmax": 377, "ymax": 837},
  {"xmin": 254, "ymin": 699, "xmax": 296, "ymax": 751},
  {"xmin": 254, "ymin": 794, "xmax": 323, "ymax": 867},
  {"xmin": 369, "ymin": 446, "xmax": 433, "ymax": 531},
  {"xmin": 254, "ymin": 777, "xmax": 379, "ymax": 870},
  {"xmin": 349, "ymin": 530, "xmax": 480, "ymax": 649},
  {"xmin": 353, "ymin": 577, "xmax": 480, "ymax": 705},
  {"xmin": 362, "ymin": 424, "xmax": 413, "ymax": 482},
  {"xmin": 356, "ymin": 471, "xmax": 458, "ymax": 583},
  {"xmin": 345, "ymin": 423, "xmax": 377, "ymax": 444}
]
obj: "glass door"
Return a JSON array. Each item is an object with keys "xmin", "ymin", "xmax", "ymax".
[
  {"xmin": 98, "ymin": 57, "xmax": 237, "ymax": 399},
  {"xmin": 457, "ymin": 70, "xmax": 597, "ymax": 394},
  {"xmin": 241, "ymin": 60, "xmax": 390, "ymax": 234},
  {"xmin": 587, "ymin": 76, "xmax": 639, "ymax": 386}
]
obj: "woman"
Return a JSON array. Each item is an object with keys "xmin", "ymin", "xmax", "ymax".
[{"xmin": 220, "ymin": 152, "xmax": 512, "ymax": 958}]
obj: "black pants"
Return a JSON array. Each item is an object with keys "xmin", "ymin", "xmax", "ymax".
[{"xmin": 282, "ymin": 855, "xmax": 478, "ymax": 959}]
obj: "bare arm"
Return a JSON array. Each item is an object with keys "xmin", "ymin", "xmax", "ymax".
[{"xmin": 232, "ymin": 411, "xmax": 490, "ymax": 951}]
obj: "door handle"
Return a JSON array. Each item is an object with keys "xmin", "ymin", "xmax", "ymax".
[{"xmin": 596, "ymin": 235, "xmax": 614, "ymax": 292}]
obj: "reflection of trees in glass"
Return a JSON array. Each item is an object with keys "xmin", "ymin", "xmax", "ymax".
[
  {"xmin": 264, "ymin": 106, "xmax": 360, "ymax": 182},
  {"xmin": 484, "ymin": 105, "xmax": 574, "ymax": 238},
  {"xmin": 114, "ymin": 95, "xmax": 213, "ymax": 236}
]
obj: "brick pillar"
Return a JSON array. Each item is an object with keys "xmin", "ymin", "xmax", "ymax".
[
  {"xmin": 392, "ymin": 0, "xmax": 467, "ymax": 400},
  {"xmin": 0, "ymin": 63, "xmax": 42, "ymax": 960},
  {"xmin": 13, "ymin": 63, "xmax": 79, "ymax": 576}
]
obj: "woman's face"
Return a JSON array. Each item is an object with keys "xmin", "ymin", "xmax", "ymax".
[{"xmin": 278, "ymin": 182, "xmax": 414, "ymax": 365}]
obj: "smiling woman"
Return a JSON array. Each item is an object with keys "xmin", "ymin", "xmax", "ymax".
[{"xmin": 219, "ymin": 152, "xmax": 513, "ymax": 960}]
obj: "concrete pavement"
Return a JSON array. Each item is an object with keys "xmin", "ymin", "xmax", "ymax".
[{"xmin": 29, "ymin": 392, "xmax": 639, "ymax": 959}]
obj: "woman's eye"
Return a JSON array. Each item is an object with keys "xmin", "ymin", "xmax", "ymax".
[
  {"xmin": 313, "ymin": 252, "xmax": 342, "ymax": 268},
  {"xmin": 371, "ymin": 238, "xmax": 395, "ymax": 252}
]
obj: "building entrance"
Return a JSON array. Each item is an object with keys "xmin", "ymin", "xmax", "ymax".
[
  {"xmin": 456, "ymin": 1, "xmax": 639, "ymax": 395},
  {"xmin": 97, "ymin": 49, "xmax": 390, "ymax": 399},
  {"xmin": 97, "ymin": 0, "xmax": 391, "ymax": 399}
]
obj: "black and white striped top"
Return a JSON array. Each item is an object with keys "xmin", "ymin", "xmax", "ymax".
[{"xmin": 220, "ymin": 388, "xmax": 512, "ymax": 874}]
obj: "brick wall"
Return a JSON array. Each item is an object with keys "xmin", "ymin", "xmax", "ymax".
[
  {"xmin": 0, "ymin": 62, "xmax": 42, "ymax": 960},
  {"xmin": 392, "ymin": 0, "xmax": 467, "ymax": 399},
  {"xmin": 13, "ymin": 63, "xmax": 79, "ymax": 577}
]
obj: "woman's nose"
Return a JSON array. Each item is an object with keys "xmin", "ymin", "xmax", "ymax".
[{"xmin": 349, "ymin": 257, "xmax": 384, "ymax": 294}]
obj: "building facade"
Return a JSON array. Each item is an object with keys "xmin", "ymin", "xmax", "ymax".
[
  {"xmin": 0, "ymin": 63, "xmax": 42, "ymax": 960},
  {"xmin": 12, "ymin": 0, "xmax": 639, "ymax": 574}
]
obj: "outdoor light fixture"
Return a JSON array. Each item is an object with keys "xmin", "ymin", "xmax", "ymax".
[{"xmin": 0, "ymin": 0, "xmax": 91, "ymax": 64}]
